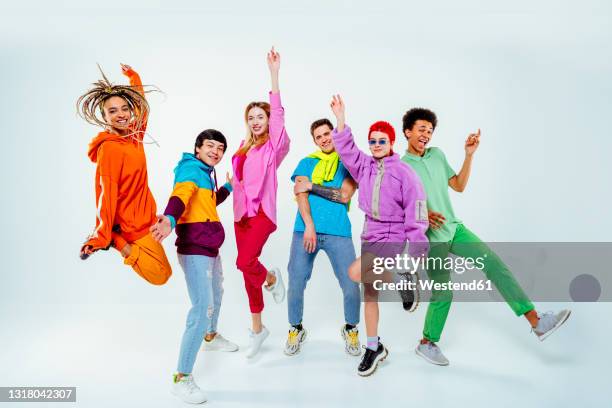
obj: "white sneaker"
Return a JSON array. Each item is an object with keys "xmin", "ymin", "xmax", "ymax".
[
  {"xmin": 201, "ymin": 333, "xmax": 239, "ymax": 352},
  {"xmin": 265, "ymin": 267, "xmax": 286, "ymax": 303},
  {"xmin": 171, "ymin": 374, "xmax": 207, "ymax": 404},
  {"xmin": 533, "ymin": 309, "xmax": 571, "ymax": 341},
  {"xmin": 246, "ymin": 326, "xmax": 270, "ymax": 358}
]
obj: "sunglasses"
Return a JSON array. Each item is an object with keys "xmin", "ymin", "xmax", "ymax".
[{"xmin": 368, "ymin": 139, "xmax": 389, "ymax": 146}]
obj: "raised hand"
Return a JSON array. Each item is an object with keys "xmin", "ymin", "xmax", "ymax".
[
  {"xmin": 267, "ymin": 47, "xmax": 280, "ymax": 73},
  {"xmin": 465, "ymin": 128, "xmax": 481, "ymax": 156},
  {"xmin": 428, "ymin": 210, "xmax": 446, "ymax": 230},
  {"xmin": 150, "ymin": 215, "xmax": 172, "ymax": 243},
  {"xmin": 120, "ymin": 63, "xmax": 133, "ymax": 74},
  {"xmin": 330, "ymin": 94, "xmax": 346, "ymax": 131}
]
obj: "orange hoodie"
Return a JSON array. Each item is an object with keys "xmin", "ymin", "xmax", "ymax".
[{"xmin": 84, "ymin": 68, "xmax": 157, "ymax": 250}]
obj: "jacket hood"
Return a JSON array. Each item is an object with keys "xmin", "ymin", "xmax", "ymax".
[
  {"xmin": 87, "ymin": 131, "xmax": 127, "ymax": 163},
  {"xmin": 175, "ymin": 153, "xmax": 213, "ymax": 173}
]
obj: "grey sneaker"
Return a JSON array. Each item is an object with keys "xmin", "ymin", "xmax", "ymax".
[
  {"xmin": 341, "ymin": 325, "xmax": 361, "ymax": 356},
  {"xmin": 284, "ymin": 326, "xmax": 307, "ymax": 356},
  {"xmin": 533, "ymin": 309, "xmax": 571, "ymax": 341},
  {"xmin": 415, "ymin": 341, "xmax": 449, "ymax": 366},
  {"xmin": 265, "ymin": 267, "xmax": 286, "ymax": 303}
]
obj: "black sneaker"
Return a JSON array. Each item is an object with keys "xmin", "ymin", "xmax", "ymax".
[
  {"xmin": 357, "ymin": 342, "xmax": 388, "ymax": 376},
  {"xmin": 398, "ymin": 272, "xmax": 419, "ymax": 312}
]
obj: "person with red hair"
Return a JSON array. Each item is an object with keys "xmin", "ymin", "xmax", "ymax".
[{"xmin": 329, "ymin": 95, "xmax": 429, "ymax": 376}]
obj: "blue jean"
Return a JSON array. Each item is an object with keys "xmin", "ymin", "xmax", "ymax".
[
  {"xmin": 176, "ymin": 254, "xmax": 224, "ymax": 374},
  {"xmin": 287, "ymin": 232, "xmax": 360, "ymax": 326}
]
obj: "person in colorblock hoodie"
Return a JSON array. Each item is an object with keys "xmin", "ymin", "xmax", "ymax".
[
  {"xmin": 77, "ymin": 63, "xmax": 171, "ymax": 285},
  {"xmin": 400, "ymin": 108, "xmax": 571, "ymax": 366},
  {"xmin": 231, "ymin": 47, "xmax": 291, "ymax": 358},
  {"xmin": 329, "ymin": 95, "xmax": 429, "ymax": 376},
  {"xmin": 150, "ymin": 130, "xmax": 238, "ymax": 404}
]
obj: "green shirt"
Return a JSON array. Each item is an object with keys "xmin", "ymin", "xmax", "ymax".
[{"xmin": 401, "ymin": 147, "xmax": 461, "ymax": 243}]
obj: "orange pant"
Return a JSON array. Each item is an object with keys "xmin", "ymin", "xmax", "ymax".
[{"xmin": 113, "ymin": 232, "xmax": 172, "ymax": 285}]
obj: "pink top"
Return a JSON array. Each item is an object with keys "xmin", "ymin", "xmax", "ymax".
[{"xmin": 231, "ymin": 91, "xmax": 290, "ymax": 224}]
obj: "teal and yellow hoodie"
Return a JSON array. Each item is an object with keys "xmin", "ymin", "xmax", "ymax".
[{"xmin": 163, "ymin": 153, "xmax": 232, "ymax": 256}]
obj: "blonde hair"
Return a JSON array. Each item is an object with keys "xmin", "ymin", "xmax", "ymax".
[{"xmin": 235, "ymin": 101, "xmax": 271, "ymax": 156}]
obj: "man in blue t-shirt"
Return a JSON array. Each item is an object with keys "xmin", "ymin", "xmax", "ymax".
[{"xmin": 285, "ymin": 118, "xmax": 361, "ymax": 357}]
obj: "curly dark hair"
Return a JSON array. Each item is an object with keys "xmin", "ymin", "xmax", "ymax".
[{"xmin": 402, "ymin": 108, "xmax": 438, "ymax": 133}]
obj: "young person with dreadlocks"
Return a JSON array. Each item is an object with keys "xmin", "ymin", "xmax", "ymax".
[
  {"xmin": 77, "ymin": 63, "xmax": 171, "ymax": 285},
  {"xmin": 329, "ymin": 95, "xmax": 429, "ymax": 376},
  {"xmin": 150, "ymin": 129, "xmax": 238, "ymax": 404},
  {"xmin": 231, "ymin": 47, "xmax": 290, "ymax": 358}
]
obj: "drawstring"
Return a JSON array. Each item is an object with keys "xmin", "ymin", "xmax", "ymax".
[{"xmin": 211, "ymin": 167, "xmax": 218, "ymax": 198}]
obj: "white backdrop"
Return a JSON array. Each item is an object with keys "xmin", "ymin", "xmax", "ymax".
[{"xmin": 0, "ymin": 1, "xmax": 610, "ymax": 407}]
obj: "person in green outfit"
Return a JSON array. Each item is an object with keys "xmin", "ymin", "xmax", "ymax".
[{"xmin": 400, "ymin": 108, "xmax": 571, "ymax": 366}]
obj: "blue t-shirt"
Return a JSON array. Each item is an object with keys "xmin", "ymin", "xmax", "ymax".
[{"xmin": 291, "ymin": 157, "xmax": 352, "ymax": 237}]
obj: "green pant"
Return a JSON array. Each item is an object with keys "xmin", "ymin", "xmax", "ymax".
[{"xmin": 422, "ymin": 224, "xmax": 534, "ymax": 342}]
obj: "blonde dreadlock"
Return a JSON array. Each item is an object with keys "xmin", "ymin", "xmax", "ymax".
[{"xmin": 76, "ymin": 64, "xmax": 155, "ymax": 140}]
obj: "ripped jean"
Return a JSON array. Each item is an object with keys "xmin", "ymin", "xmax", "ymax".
[{"xmin": 176, "ymin": 254, "xmax": 224, "ymax": 374}]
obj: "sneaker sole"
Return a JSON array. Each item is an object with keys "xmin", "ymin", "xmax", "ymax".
[
  {"xmin": 399, "ymin": 272, "xmax": 420, "ymax": 313},
  {"xmin": 537, "ymin": 310, "xmax": 571, "ymax": 342},
  {"xmin": 415, "ymin": 346, "xmax": 449, "ymax": 366},
  {"xmin": 171, "ymin": 388, "xmax": 207, "ymax": 404},
  {"xmin": 202, "ymin": 345, "xmax": 239, "ymax": 352},
  {"xmin": 266, "ymin": 268, "xmax": 286, "ymax": 304},
  {"xmin": 340, "ymin": 327, "xmax": 361, "ymax": 357},
  {"xmin": 284, "ymin": 330, "xmax": 308, "ymax": 356},
  {"xmin": 357, "ymin": 348, "xmax": 388, "ymax": 377}
]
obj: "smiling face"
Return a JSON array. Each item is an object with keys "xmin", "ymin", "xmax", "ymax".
[
  {"xmin": 405, "ymin": 119, "xmax": 434, "ymax": 156},
  {"xmin": 101, "ymin": 96, "xmax": 132, "ymax": 134},
  {"xmin": 312, "ymin": 124, "xmax": 335, "ymax": 153},
  {"xmin": 247, "ymin": 106, "xmax": 269, "ymax": 138},
  {"xmin": 369, "ymin": 131, "xmax": 393, "ymax": 159},
  {"xmin": 196, "ymin": 139, "xmax": 225, "ymax": 167}
]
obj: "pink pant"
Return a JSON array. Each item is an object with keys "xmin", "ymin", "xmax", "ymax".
[{"xmin": 234, "ymin": 209, "xmax": 277, "ymax": 313}]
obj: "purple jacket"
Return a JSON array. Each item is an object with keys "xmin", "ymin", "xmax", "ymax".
[{"xmin": 332, "ymin": 125, "xmax": 429, "ymax": 257}]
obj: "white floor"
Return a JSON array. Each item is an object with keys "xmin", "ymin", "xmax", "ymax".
[{"xmin": 1, "ymin": 298, "xmax": 606, "ymax": 408}]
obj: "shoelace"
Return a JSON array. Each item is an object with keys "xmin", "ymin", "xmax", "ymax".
[
  {"xmin": 287, "ymin": 329, "xmax": 299, "ymax": 345},
  {"xmin": 535, "ymin": 311, "xmax": 554, "ymax": 332},
  {"xmin": 426, "ymin": 342, "xmax": 440, "ymax": 355},
  {"xmin": 347, "ymin": 330, "xmax": 359, "ymax": 347},
  {"xmin": 176, "ymin": 375, "xmax": 198, "ymax": 394}
]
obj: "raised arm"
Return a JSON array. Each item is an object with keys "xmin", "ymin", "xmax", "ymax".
[
  {"xmin": 266, "ymin": 47, "xmax": 290, "ymax": 163},
  {"xmin": 121, "ymin": 63, "xmax": 148, "ymax": 138},
  {"xmin": 330, "ymin": 95, "xmax": 369, "ymax": 181},
  {"xmin": 449, "ymin": 129, "xmax": 480, "ymax": 192}
]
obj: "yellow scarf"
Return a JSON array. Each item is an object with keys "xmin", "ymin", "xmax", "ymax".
[{"xmin": 307, "ymin": 151, "xmax": 339, "ymax": 185}]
